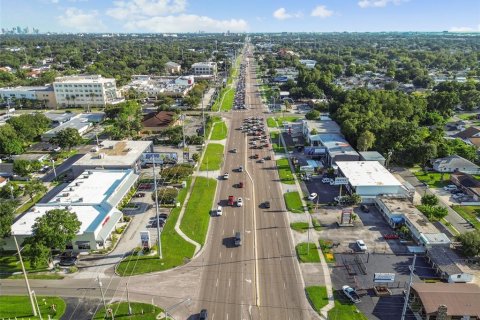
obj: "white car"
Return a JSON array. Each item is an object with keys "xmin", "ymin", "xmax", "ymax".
[
  {"xmin": 237, "ymin": 197, "xmax": 243, "ymax": 207},
  {"xmin": 342, "ymin": 285, "xmax": 361, "ymax": 303},
  {"xmin": 223, "ymin": 173, "xmax": 229, "ymax": 180},
  {"xmin": 216, "ymin": 206, "xmax": 223, "ymax": 216},
  {"xmin": 356, "ymin": 240, "xmax": 367, "ymax": 251},
  {"xmin": 307, "ymin": 193, "xmax": 318, "ymax": 200},
  {"xmin": 444, "ymin": 184, "xmax": 457, "ymax": 191}
]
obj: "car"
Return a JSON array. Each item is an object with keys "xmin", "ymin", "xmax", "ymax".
[
  {"xmin": 150, "ymin": 218, "xmax": 165, "ymax": 228},
  {"xmin": 223, "ymin": 173, "xmax": 229, "ymax": 180},
  {"xmin": 58, "ymin": 257, "xmax": 78, "ymax": 267},
  {"xmin": 134, "ymin": 192, "xmax": 146, "ymax": 198},
  {"xmin": 234, "ymin": 232, "xmax": 242, "ymax": 246},
  {"xmin": 231, "ymin": 148, "xmax": 238, "ymax": 153},
  {"xmin": 216, "ymin": 206, "xmax": 223, "ymax": 216},
  {"xmin": 342, "ymin": 285, "xmax": 361, "ymax": 303},
  {"xmin": 258, "ymin": 159, "xmax": 265, "ymax": 163},
  {"xmin": 238, "ymin": 166, "xmax": 243, "ymax": 172},
  {"xmin": 199, "ymin": 309, "xmax": 208, "ymax": 320},
  {"xmin": 237, "ymin": 197, "xmax": 243, "ymax": 207},
  {"xmin": 264, "ymin": 155, "xmax": 271, "ymax": 160},
  {"xmin": 158, "ymin": 213, "xmax": 168, "ymax": 220},
  {"xmin": 238, "ymin": 182, "xmax": 244, "ymax": 188},
  {"xmin": 356, "ymin": 240, "xmax": 367, "ymax": 251},
  {"xmin": 228, "ymin": 195, "xmax": 235, "ymax": 206},
  {"xmin": 253, "ymin": 154, "xmax": 259, "ymax": 159},
  {"xmin": 360, "ymin": 205, "xmax": 370, "ymax": 213},
  {"xmin": 444, "ymin": 184, "xmax": 458, "ymax": 191},
  {"xmin": 264, "ymin": 201, "xmax": 271, "ymax": 209},
  {"xmin": 307, "ymin": 193, "xmax": 318, "ymax": 200}
]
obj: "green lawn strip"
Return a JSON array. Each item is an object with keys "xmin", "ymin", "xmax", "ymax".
[
  {"xmin": 276, "ymin": 116, "xmax": 301, "ymax": 124},
  {"xmin": 441, "ymin": 218, "xmax": 460, "ymax": 235},
  {"xmin": 284, "ymin": 191, "xmax": 304, "ymax": 213},
  {"xmin": 276, "ymin": 158, "xmax": 295, "ymax": 184},
  {"xmin": 93, "ymin": 302, "xmax": 163, "ymax": 320},
  {"xmin": 267, "ymin": 117, "xmax": 278, "ymax": 128},
  {"xmin": 0, "ymin": 252, "xmax": 65, "ymax": 279},
  {"xmin": 319, "ymin": 239, "xmax": 336, "ymax": 263},
  {"xmin": 180, "ymin": 177, "xmax": 217, "ymax": 245},
  {"xmin": 0, "ymin": 295, "xmax": 66, "ymax": 319},
  {"xmin": 221, "ymin": 88, "xmax": 235, "ymax": 111},
  {"xmin": 210, "ymin": 121, "xmax": 228, "ymax": 140},
  {"xmin": 452, "ymin": 205, "xmax": 480, "ymax": 230},
  {"xmin": 116, "ymin": 179, "xmax": 195, "ymax": 276},
  {"xmin": 15, "ymin": 192, "xmax": 45, "ymax": 214},
  {"xmin": 200, "ymin": 143, "xmax": 224, "ymax": 171},
  {"xmin": 295, "ymin": 242, "xmax": 320, "ymax": 263},
  {"xmin": 306, "ymin": 286, "xmax": 329, "ymax": 314},
  {"xmin": 413, "ymin": 170, "xmax": 451, "ymax": 188},
  {"xmin": 211, "ymin": 87, "xmax": 228, "ymax": 111},
  {"xmin": 270, "ymin": 132, "xmax": 285, "ymax": 153},
  {"xmin": 290, "ymin": 222, "xmax": 309, "ymax": 233},
  {"xmin": 328, "ymin": 291, "xmax": 368, "ymax": 320},
  {"xmin": 312, "ymin": 218, "xmax": 322, "ymax": 231}
]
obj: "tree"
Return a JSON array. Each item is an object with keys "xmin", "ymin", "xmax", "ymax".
[
  {"xmin": 417, "ymin": 205, "xmax": 448, "ymax": 221},
  {"xmin": 0, "ymin": 124, "xmax": 24, "ymax": 155},
  {"xmin": 191, "ymin": 153, "xmax": 200, "ymax": 162},
  {"xmin": 457, "ymin": 231, "xmax": 480, "ymax": 257},
  {"xmin": 161, "ymin": 164, "xmax": 194, "ymax": 181},
  {"xmin": 152, "ymin": 188, "xmax": 179, "ymax": 205},
  {"xmin": 24, "ymin": 179, "xmax": 47, "ymax": 202},
  {"xmin": 345, "ymin": 193, "xmax": 362, "ymax": 206},
  {"xmin": 6, "ymin": 113, "xmax": 50, "ymax": 141},
  {"xmin": 50, "ymin": 128, "xmax": 83, "ymax": 150},
  {"xmin": 305, "ymin": 110, "xmax": 320, "ymax": 120},
  {"xmin": 13, "ymin": 159, "xmax": 42, "ymax": 178},
  {"xmin": 0, "ymin": 199, "xmax": 17, "ymax": 238},
  {"xmin": 421, "ymin": 194, "xmax": 439, "ymax": 206},
  {"xmin": 357, "ymin": 130, "xmax": 376, "ymax": 152},
  {"xmin": 23, "ymin": 208, "xmax": 81, "ymax": 268}
]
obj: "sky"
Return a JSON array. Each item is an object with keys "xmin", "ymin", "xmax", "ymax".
[{"xmin": 0, "ymin": 0, "xmax": 479, "ymax": 33}]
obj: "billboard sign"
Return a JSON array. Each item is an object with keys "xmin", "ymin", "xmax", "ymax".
[
  {"xmin": 140, "ymin": 231, "xmax": 151, "ymax": 249},
  {"xmin": 142, "ymin": 152, "xmax": 178, "ymax": 165},
  {"xmin": 374, "ymin": 273, "xmax": 396, "ymax": 283},
  {"xmin": 334, "ymin": 177, "xmax": 349, "ymax": 185}
]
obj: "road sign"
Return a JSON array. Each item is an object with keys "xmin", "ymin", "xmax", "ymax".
[
  {"xmin": 334, "ymin": 177, "xmax": 349, "ymax": 185},
  {"xmin": 340, "ymin": 208, "xmax": 352, "ymax": 224},
  {"xmin": 140, "ymin": 231, "xmax": 150, "ymax": 249}
]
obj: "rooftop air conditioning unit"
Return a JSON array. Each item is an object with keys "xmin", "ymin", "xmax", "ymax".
[
  {"xmin": 70, "ymin": 187, "xmax": 74, "ymax": 191},
  {"xmin": 63, "ymin": 192, "xmax": 70, "ymax": 197}
]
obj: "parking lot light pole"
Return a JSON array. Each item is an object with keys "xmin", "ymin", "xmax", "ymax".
[
  {"xmin": 13, "ymin": 235, "xmax": 37, "ymax": 317},
  {"xmin": 51, "ymin": 159, "xmax": 57, "ymax": 179}
]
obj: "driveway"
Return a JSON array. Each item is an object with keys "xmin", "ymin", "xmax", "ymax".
[{"xmin": 304, "ymin": 176, "xmax": 340, "ymax": 204}]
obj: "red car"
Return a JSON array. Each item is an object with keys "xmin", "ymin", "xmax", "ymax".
[
  {"xmin": 228, "ymin": 195, "xmax": 235, "ymax": 206},
  {"xmin": 253, "ymin": 154, "xmax": 259, "ymax": 159},
  {"xmin": 238, "ymin": 182, "xmax": 244, "ymax": 188}
]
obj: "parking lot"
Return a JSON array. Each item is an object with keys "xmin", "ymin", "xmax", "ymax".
[{"xmin": 304, "ymin": 175, "xmax": 340, "ymax": 204}]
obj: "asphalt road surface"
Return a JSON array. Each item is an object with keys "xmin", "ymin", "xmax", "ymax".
[{"xmin": 196, "ymin": 43, "xmax": 315, "ymax": 320}]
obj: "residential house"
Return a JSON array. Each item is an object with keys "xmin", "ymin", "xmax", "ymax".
[
  {"xmin": 432, "ymin": 155, "xmax": 480, "ymax": 174},
  {"xmin": 165, "ymin": 61, "xmax": 181, "ymax": 74},
  {"xmin": 142, "ymin": 111, "xmax": 176, "ymax": 133},
  {"xmin": 453, "ymin": 126, "xmax": 480, "ymax": 142}
]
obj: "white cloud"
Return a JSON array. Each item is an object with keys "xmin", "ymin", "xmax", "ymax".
[
  {"xmin": 273, "ymin": 7, "xmax": 302, "ymax": 20},
  {"xmin": 107, "ymin": 0, "xmax": 187, "ymax": 20},
  {"xmin": 124, "ymin": 14, "xmax": 248, "ymax": 32},
  {"xmin": 57, "ymin": 7, "xmax": 106, "ymax": 32},
  {"xmin": 311, "ymin": 5, "xmax": 333, "ymax": 18},
  {"xmin": 449, "ymin": 25, "xmax": 480, "ymax": 32},
  {"xmin": 358, "ymin": 0, "xmax": 407, "ymax": 8}
]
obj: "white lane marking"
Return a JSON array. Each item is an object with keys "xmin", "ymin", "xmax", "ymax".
[
  {"xmin": 212, "ymin": 313, "xmax": 215, "ymax": 320},
  {"xmin": 229, "ymin": 278, "xmax": 231, "ymax": 287},
  {"xmin": 216, "ymin": 278, "xmax": 219, "ymax": 287},
  {"xmin": 219, "ymin": 252, "xmax": 222, "ymax": 258},
  {"xmin": 226, "ymin": 313, "xmax": 229, "ymax": 320},
  {"xmin": 234, "ymin": 211, "xmax": 236, "ymax": 217},
  {"xmin": 284, "ymin": 282, "xmax": 286, "ymax": 290},
  {"xmin": 246, "ymin": 279, "xmax": 252, "ymax": 283},
  {"xmin": 231, "ymin": 251, "xmax": 233, "ymax": 258},
  {"xmin": 223, "ymin": 229, "xmax": 225, "ymax": 235}
]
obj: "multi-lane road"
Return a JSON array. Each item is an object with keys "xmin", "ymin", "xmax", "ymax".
[{"xmin": 196, "ymin": 45, "xmax": 315, "ymax": 320}]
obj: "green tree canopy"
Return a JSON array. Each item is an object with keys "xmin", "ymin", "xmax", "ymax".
[
  {"xmin": 457, "ymin": 231, "xmax": 480, "ymax": 257},
  {"xmin": 50, "ymin": 128, "xmax": 83, "ymax": 150}
]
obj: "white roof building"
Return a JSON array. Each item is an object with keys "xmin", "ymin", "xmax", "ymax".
[
  {"xmin": 72, "ymin": 140, "xmax": 153, "ymax": 177},
  {"xmin": 4, "ymin": 169, "xmax": 138, "ymax": 251},
  {"xmin": 336, "ymin": 161, "xmax": 405, "ymax": 201}
]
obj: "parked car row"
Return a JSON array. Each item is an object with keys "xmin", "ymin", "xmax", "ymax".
[{"xmin": 234, "ymin": 63, "xmax": 247, "ymax": 109}]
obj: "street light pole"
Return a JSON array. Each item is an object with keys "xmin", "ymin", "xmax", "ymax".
[
  {"xmin": 51, "ymin": 159, "xmax": 57, "ymax": 179},
  {"xmin": 31, "ymin": 290, "xmax": 43, "ymax": 320},
  {"xmin": 9, "ymin": 185, "xmax": 14, "ymax": 199},
  {"xmin": 13, "ymin": 235, "xmax": 37, "ymax": 317},
  {"xmin": 152, "ymin": 158, "xmax": 163, "ymax": 259}
]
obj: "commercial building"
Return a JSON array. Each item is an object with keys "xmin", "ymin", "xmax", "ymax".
[
  {"xmin": 337, "ymin": 161, "xmax": 405, "ymax": 201},
  {"xmin": 3, "ymin": 169, "xmax": 138, "ymax": 251},
  {"xmin": 41, "ymin": 112, "xmax": 105, "ymax": 141},
  {"xmin": 302, "ymin": 118, "xmax": 341, "ymax": 144},
  {"xmin": 123, "ymin": 75, "xmax": 194, "ymax": 97},
  {"xmin": 359, "ymin": 151, "xmax": 386, "ymax": 166},
  {"xmin": 72, "ymin": 140, "xmax": 153, "ymax": 177},
  {"xmin": 408, "ymin": 283, "xmax": 480, "ymax": 320},
  {"xmin": 191, "ymin": 62, "xmax": 217, "ymax": 77},
  {"xmin": 53, "ymin": 75, "xmax": 123, "ymax": 108},
  {"xmin": 316, "ymin": 134, "xmax": 360, "ymax": 166},
  {"xmin": 165, "ymin": 61, "xmax": 181, "ymax": 74},
  {"xmin": 0, "ymin": 86, "xmax": 56, "ymax": 108}
]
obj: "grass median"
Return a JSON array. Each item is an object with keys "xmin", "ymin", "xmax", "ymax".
[
  {"xmin": 221, "ymin": 88, "xmax": 235, "ymax": 111},
  {"xmin": 284, "ymin": 191, "xmax": 303, "ymax": 213},
  {"xmin": 452, "ymin": 205, "xmax": 480, "ymax": 230},
  {"xmin": 210, "ymin": 121, "xmax": 228, "ymax": 140},
  {"xmin": 290, "ymin": 222, "xmax": 309, "ymax": 233},
  {"xmin": 276, "ymin": 158, "xmax": 295, "ymax": 184},
  {"xmin": 116, "ymin": 179, "xmax": 195, "ymax": 276},
  {"xmin": 180, "ymin": 176, "xmax": 217, "ymax": 245},
  {"xmin": 295, "ymin": 242, "xmax": 320, "ymax": 263},
  {"xmin": 267, "ymin": 117, "xmax": 278, "ymax": 128},
  {"xmin": 93, "ymin": 302, "xmax": 163, "ymax": 320},
  {"xmin": 0, "ymin": 295, "xmax": 66, "ymax": 319},
  {"xmin": 200, "ymin": 143, "xmax": 224, "ymax": 171},
  {"xmin": 306, "ymin": 286, "xmax": 329, "ymax": 313}
]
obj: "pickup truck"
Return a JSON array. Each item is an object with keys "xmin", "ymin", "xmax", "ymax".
[
  {"xmin": 228, "ymin": 195, "xmax": 235, "ymax": 206},
  {"xmin": 342, "ymin": 285, "xmax": 361, "ymax": 303}
]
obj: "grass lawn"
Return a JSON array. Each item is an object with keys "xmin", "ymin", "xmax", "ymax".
[
  {"xmin": 452, "ymin": 205, "xmax": 480, "ymax": 230},
  {"xmin": 276, "ymin": 158, "xmax": 295, "ymax": 184},
  {"xmin": 290, "ymin": 222, "xmax": 309, "ymax": 233},
  {"xmin": 180, "ymin": 177, "xmax": 217, "ymax": 245},
  {"xmin": 295, "ymin": 242, "xmax": 320, "ymax": 263},
  {"xmin": 276, "ymin": 116, "xmax": 301, "ymax": 124},
  {"xmin": 200, "ymin": 143, "xmax": 224, "ymax": 171},
  {"xmin": 413, "ymin": 170, "xmax": 451, "ymax": 188},
  {"xmin": 221, "ymin": 88, "xmax": 235, "ymax": 111},
  {"xmin": 0, "ymin": 252, "xmax": 64, "ymax": 279},
  {"xmin": 312, "ymin": 218, "xmax": 322, "ymax": 231},
  {"xmin": 284, "ymin": 191, "xmax": 304, "ymax": 213},
  {"xmin": 319, "ymin": 239, "xmax": 336, "ymax": 263},
  {"xmin": 15, "ymin": 192, "xmax": 46, "ymax": 214},
  {"xmin": 0, "ymin": 295, "xmax": 66, "ymax": 319},
  {"xmin": 267, "ymin": 117, "xmax": 278, "ymax": 128},
  {"xmin": 328, "ymin": 291, "xmax": 368, "ymax": 320},
  {"xmin": 306, "ymin": 286, "xmax": 329, "ymax": 313},
  {"xmin": 116, "ymin": 179, "xmax": 195, "ymax": 276},
  {"xmin": 210, "ymin": 121, "xmax": 228, "ymax": 140},
  {"xmin": 93, "ymin": 302, "xmax": 163, "ymax": 320}
]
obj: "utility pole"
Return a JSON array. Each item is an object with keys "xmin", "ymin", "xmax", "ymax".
[
  {"xmin": 51, "ymin": 159, "xmax": 56, "ymax": 179},
  {"xmin": 126, "ymin": 283, "xmax": 132, "ymax": 315},
  {"xmin": 401, "ymin": 254, "xmax": 417, "ymax": 320},
  {"xmin": 152, "ymin": 158, "xmax": 163, "ymax": 259},
  {"xmin": 13, "ymin": 235, "xmax": 37, "ymax": 317}
]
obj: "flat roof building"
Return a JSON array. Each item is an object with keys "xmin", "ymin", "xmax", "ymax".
[
  {"xmin": 317, "ymin": 134, "xmax": 360, "ymax": 166},
  {"xmin": 191, "ymin": 62, "xmax": 217, "ymax": 77},
  {"xmin": 72, "ymin": 140, "xmax": 153, "ymax": 177},
  {"xmin": 3, "ymin": 169, "xmax": 138, "ymax": 251},
  {"xmin": 41, "ymin": 113, "xmax": 105, "ymax": 141},
  {"xmin": 0, "ymin": 86, "xmax": 57, "ymax": 109},
  {"xmin": 337, "ymin": 161, "xmax": 404, "ymax": 200},
  {"xmin": 359, "ymin": 151, "xmax": 386, "ymax": 166}
]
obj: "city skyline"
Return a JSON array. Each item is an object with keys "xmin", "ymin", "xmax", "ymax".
[{"xmin": 1, "ymin": 0, "xmax": 479, "ymax": 34}]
